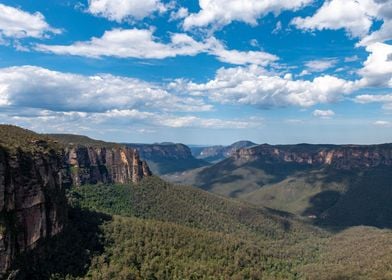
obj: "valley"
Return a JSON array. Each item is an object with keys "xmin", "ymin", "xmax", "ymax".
[{"xmin": 0, "ymin": 125, "xmax": 391, "ymax": 279}]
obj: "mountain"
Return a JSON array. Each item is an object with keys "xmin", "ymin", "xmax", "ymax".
[
  {"xmin": 0, "ymin": 126, "xmax": 68, "ymax": 278},
  {"xmin": 49, "ymin": 134, "xmax": 152, "ymax": 184},
  {"xmin": 1, "ymin": 126, "xmax": 391, "ymax": 279},
  {"xmin": 125, "ymin": 142, "xmax": 209, "ymax": 175},
  {"xmin": 171, "ymin": 143, "xmax": 392, "ymax": 228},
  {"xmin": 0, "ymin": 127, "xmax": 152, "ymax": 278},
  {"xmin": 21, "ymin": 177, "xmax": 392, "ymax": 279},
  {"xmin": 191, "ymin": 140, "xmax": 257, "ymax": 163}
]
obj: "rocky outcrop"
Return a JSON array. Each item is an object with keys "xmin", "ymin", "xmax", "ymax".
[
  {"xmin": 126, "ymin": 143, "xmax": 207, "ymax": 175},
  {"xmin": 0, "ymin": 143, "xmax": 68, "ymax": 278},
  {"xmin": 127, "ymin": 143, "xmax": 195, "ymax": 161},
  {"xmin": 192, "ymin": 141, "xmax": 257, "ymax": 163},
  {"xmin": 66, "ymin": 146, "xmax": 151, "ymax": 186},
  {"xmin": 234, "ymin": 144, "xmax": 392, "ymax": 169}
]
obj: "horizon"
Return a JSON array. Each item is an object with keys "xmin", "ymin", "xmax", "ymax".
[{"xmin": 0, "ymin": 1, "xmax": 392, "ymax": 144}]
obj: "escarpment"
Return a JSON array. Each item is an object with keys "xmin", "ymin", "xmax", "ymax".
[
  {"xmin": 0, "ymin": 128, "xmax": 68, "ymax": 278},
  {"xmin": 234, "ymin": 144, "xmax": 392, "ymax": 169},
  {"xmin": 0, "ymin": 126, "xmax": 152, "ymax": 277},
  {"xmin": 66, "ymin": 146, "xmax": 151, "ymax": 186}
]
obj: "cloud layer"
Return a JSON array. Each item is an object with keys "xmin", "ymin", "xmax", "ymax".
[{"xmin": 0, "ymin": 3, "xmax": 60, "ymax": 40}]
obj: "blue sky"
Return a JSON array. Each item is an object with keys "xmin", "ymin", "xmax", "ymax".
[{"xmin": 0, "ymin": 0, "xmax": 391, "ymax": 145}]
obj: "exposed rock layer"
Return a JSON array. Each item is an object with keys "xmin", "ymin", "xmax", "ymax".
[
  {"xmin": 66, "ymin": 146, "xmax": 151, "ymax": 185},
  {"xmin": 234, "ymin": 144, "xmax": 392, "ymax": 169},
  {"xmin": 0, "ymin": 127, "xmax": 152, "ymax": 277},
  {"xmin": 0, "ymin": 144, "xmax": 68, "ymax": 278}
]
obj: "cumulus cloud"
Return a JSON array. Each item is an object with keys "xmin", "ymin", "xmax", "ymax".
[
  {"xmin": 183, "ymin": 0, "xmax": 312, "ymax": 30},
  {"xmin": 292, "ymin": 0, "xmax": 378, "ymax": 38},
  {"xmin": 87, "ymin": 0, "xmax": 168, "ymax": 22},
  {"xmin": 305, "ymin": 58, "xmax": 338, "ymax": 72},
  {"xmin": 0, "ymin": 3, "xmax": 61, "ymax": 40},
  {"xmin": 36, "ymin": 28, "xmax": 210, "ymax": 59},
  {"xmin": 185, "ymin": 65, "xmax": 358, "ymax": 108},
  {"xmin": 212, "ymin": 48, "xmax": 278, "ymax": 66},
  {"xmin": 374, "ymin": 120, "xmax": 392, "ymax": 127},
  {"xmin": 0, "ymin": 65, "xmax": 212, "ymax": 113},
  {"xmin": 35, "ymin": 28, "xmax": 278, "ymax": 65},
  {"xmin": 312, "ymin": 109, "xmax": 335, "ymax": 118},
  {"xmin": 0, "ymin": 65, "xmax": 265, "ymax": 131},
  {"xmin": 292, "ymin": 0, "xmax": 392, "ymax": 48},
  {"xmin": 358, "ymin": 43, "xmax": 392, "ymax": 87},
  {"xmin": 355, "ymin": 93, "xmax": 392, "ymax": 110}
]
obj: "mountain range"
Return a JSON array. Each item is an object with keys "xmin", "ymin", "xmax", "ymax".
[{"xmin": 1, "ymin": 125, "xmax": 391, "ymax": 279}]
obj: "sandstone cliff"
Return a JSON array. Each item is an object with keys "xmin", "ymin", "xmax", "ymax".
[
  {"xmin": 0, "ymin": 127, "xmax": 152, "ymax": 277},
  {"xmin": 0, "ymin": 126, "xmax": 68, "ymax": 278},
  {"xmin": 234, "ymin": 143, "xmax": 392, "ymax": 169},
  {"xmin": 126, "ymin": 143, "xmax": 208, "ymax": 175},
  {"xmin": 66, "ymin": 146, "xmax": 151, "ymax": 186},
  {"xmin": 48, "ymin": 134, "xmax": 152, "ymax": 185}
]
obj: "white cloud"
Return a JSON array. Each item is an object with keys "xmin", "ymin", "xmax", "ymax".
[
  {"xmin": 374, "ymin": 120, "xmax": 392, "ymax": 127},
  {"xmin": 186, "ymin": 65, "xmax": 358, "ymax": 108},
  {"xmin": 36, "ymin": 28, "xmax": 210, "ymax": 59},
  {"xmin": 87, "ymin": 0, "xmax": 168, "ymax": 22},
  {"xmin": 312, "ymin": 109, "xmax": 335, "ymax": 118},
  {"xmin": 355, "ymin": 93, "xmax": 392, "ymax": 110},
  {"xmin": 358, "ymin": 42, "xmax": 392, "ymax": 87},
  {"xmin": 292, "ymin": 0, "xmax": 392, "ymax": 48},
  {"xmin": 0, "ymin": 65, "xmax": 212, "ymax": 113},
  {"xmin": 305, "ymin": 58, "xmax": 338, "ymax": 72},
  {"xmin": 0, "ymin": 3, "xmax": 61, "ymax": 39},
  {"xmin": 35, "ymin": 28, "xmax": 278, "ymax": 66},
  {"xmin": 358, "ymin": 1, "xmax": 392, "ymax": 46},
  {"xmin": 212, "ymin": 48, "xmax": 279, "ymax": 66},
  {"xmin": 183, "ymin": 0, "xmax": 312, "ymax": 30},
  {"xmin": 272, "ymin": 21, "xmax": 283, "ymax": 34},
  {"xmin": 344, "ymin": 55, "xmax": 360, "ymax": 62},
  {"xmin": 0, "ymin": 65, "xmax": 265, "ymax": 131},
  {"xmin": 170, "ymin": 7, "xmax": 189, "ymax": 21},
  {"xmin": 292, "ymin": 0, "xmax": 378, "ymax": 38}
]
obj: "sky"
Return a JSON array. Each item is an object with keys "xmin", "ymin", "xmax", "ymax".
[{"xmin": 0, "ymin": 0, "xmax": 391, "ymax": 145}]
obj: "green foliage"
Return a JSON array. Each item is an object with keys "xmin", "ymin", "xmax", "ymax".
[
  {"xmin": 13, "ymin": 177, "xmax": 392, "ymax": 280},
  {"xmin": 0, "ymin": 125, "xmax": 62, "ymax": 153},
  {"xmin": 47, "ymin": 134, "xmax": 120, "ymax": 148}
]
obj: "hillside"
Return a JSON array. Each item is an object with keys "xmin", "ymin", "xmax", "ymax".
[
  {"xmin": 170, "ymin": 143, "xmax": 392, "ymax": 228},
  {"xmin": 14, "ymin": 177, "xmax": 392, "ymax": 279},
  {"xmin": 126, "ymin": 143, "xmax": 209, "ymax": 175},
  {"xmin": 47, "ymin": 133, "xmax": 119, "ymax": 148},
  {"xmin": 191, "ymin": 140, "xmax": 257, "ymax": 163}
]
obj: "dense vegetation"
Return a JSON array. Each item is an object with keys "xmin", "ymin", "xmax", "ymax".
[
  {"xmin": 0, "ymin": 125, "xmax": 62, "ymax": 152},
  {"xmin": 47, "ymin": 133, "xmax": 120, "ymax": 148},
  {"xmin": 12, "ymin": 177, "xmax": 391, "ymax": 279},
  {"xmin": 168, "ymin": 157, "xmax": 392, "ymax": 228}
]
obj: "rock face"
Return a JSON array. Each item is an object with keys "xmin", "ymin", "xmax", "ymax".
[
  {"xmin": 234, "ymin": 144, "xmax": 392, "ymax": 169},
  {"xmin": 0, "ymin": 142, "xmax": 68, "ymax": 278},
  {"xmin": 66, "ymin": 146, "xmax": 151, "ymax": 186},
  {"xmin": 0, "ymin": 126, "xmax": 153, "ymax": 277},
  {"xmin": 192, "ymin": 141, "xmax": 257, "ymax": 163},
  {"xmin": 126, "ymin": 143, "xmax": 207, "ymax": 175},
  {"xmin": 127, "ymin": 143, "xmax": 195, "ymax": 161}
]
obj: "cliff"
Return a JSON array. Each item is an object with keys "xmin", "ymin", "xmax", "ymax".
[
  {"xmin": 0, "ymin": 128, "xmax": 152, "ymax": 277},
  {"xmin": 126, "ymin": 143, "xmax": 208, "ymax": 175},
  {"xmin": 234, "ymin": 143, "xmax": 392, "ymax": 169},
  {"xmin": 192, "ymin": 141, "xmax": 257, "ymax": 163},
  {"xmin": 66, "ymin": 146, "xmax": 151, "ymax": 185},
  {"xmin": 49, "ymin": 134, "xmax": 152, "ymax": 185},
  {"xmin": 0, "ymin": 126, "xmax": 68, "ymax": 278}
]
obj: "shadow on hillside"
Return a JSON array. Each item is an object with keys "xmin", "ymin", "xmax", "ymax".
[
  {"xmin": 196, "ymin": 159, "xmax": 314, "ymax": 192},
  {"xmin": 13, "ymin": 207, "xmax": 111, "ymax": 280},
  {"xmin": 303, "ymin": 166, "xmax": 392, "ymax": 231}
]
